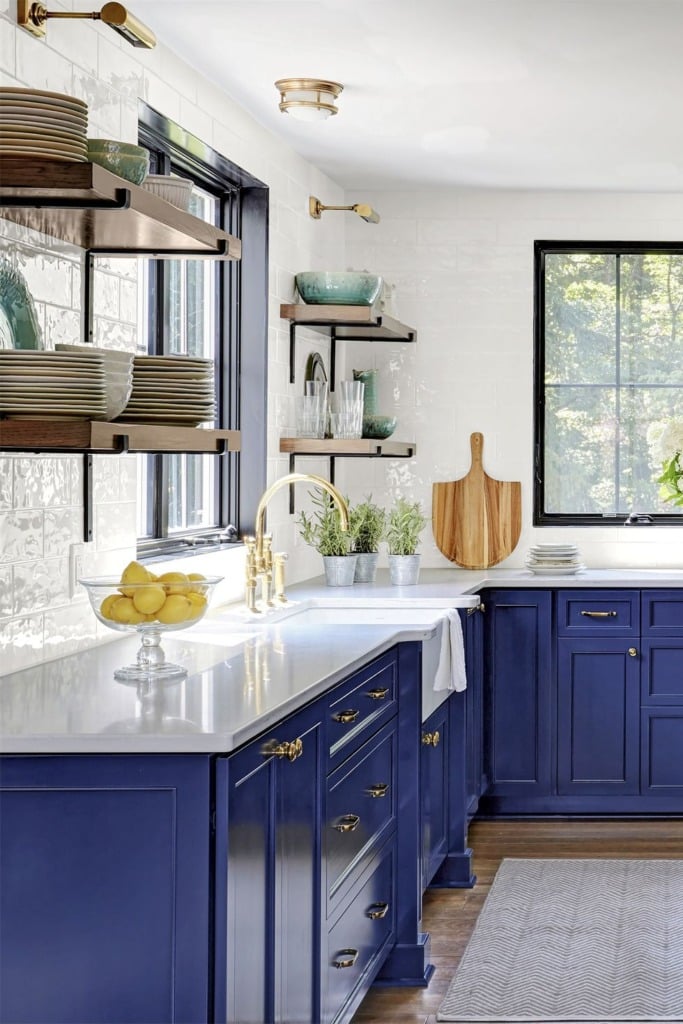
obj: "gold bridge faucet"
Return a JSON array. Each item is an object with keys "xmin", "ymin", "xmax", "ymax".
[{"xmin": 244, "ymin": 473, "xmax": 350, "ymax": 613}]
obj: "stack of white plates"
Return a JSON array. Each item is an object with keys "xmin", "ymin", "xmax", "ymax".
[
  {"xmin": 118, "ymin": 355, "xmax": 215, "ymax": 425},
  {"xmin": 0, "ymin": 87, "xmax": 88, "ymax": 162},
  {"xmin": 525, "ymin": 543, "xmax": 585, "ymax": 575},
  {"xmin": 0, "ymin": 350, "xmax": 107, "ymax": 420}
]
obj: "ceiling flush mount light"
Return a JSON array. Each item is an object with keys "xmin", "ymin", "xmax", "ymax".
[
  {"xmin": 309, "ymin": 196, "xmax": 380, "ymax": 225},
  {"xmin": 275, "ymin": 79, "xmax": 343, "ymax": 122},
  {"xmin": 17, "ymin": 1, "xmax": 156, "ymax": 48}
]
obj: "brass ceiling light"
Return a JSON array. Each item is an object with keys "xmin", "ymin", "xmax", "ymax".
[
  {"xmin": 18, "ymin": 1, "xmax": 156, "ymax": 48},
  {"xmin": 275, "ymin": 79, "xmax": 343, "ymax": 122},
  {"xmin": 309, "ymin": 196, "xmax": 381, "ymax": 225}
]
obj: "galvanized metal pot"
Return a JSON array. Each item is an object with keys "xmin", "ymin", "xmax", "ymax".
[
  {"xmin": 388, "ymin": 554, "xmax": 421, "ymax": 586},
  {"xmin": 323, "ymin": 554, "xmax": 358, "ymax": 586},
  {"xmin": 354, "ymin": 552, "xmax": 379, "ymax": 584}
]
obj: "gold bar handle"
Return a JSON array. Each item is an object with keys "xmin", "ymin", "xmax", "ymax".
[
  {"xmin": 581, "ymin": 610, "xmax": 617, "ymax": 618},
  {"xmin": 334, "ymin": 814, "xmax": 360, "ymax": 833},
  {"xmin": 333, "ymin": 709, "xmax": 360, "ymax": 724},
  {"xmin": 422, "ymin": 730, "xmax": 440, "ymax": 747},
  {"xmin": 332, "ymin": 948, "xmax": 359, "ymax": 969},
  {"xmin": 367, "ymin": 782, "xmax": 389, "ymax": 798},
  {"xmin": 367, "ymin": 687, "xmax": 389, "ymax": 700},
  {"xmin": 261, "ymin": 738, "xmax": 303, "ymax": 762},
  {"xmin": 366, "ymin": 902, "xmax": 389, "ymax": 920}
]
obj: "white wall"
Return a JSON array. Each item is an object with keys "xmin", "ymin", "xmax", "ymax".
[
  {"xmin": 339, "ymin": 187, "xmax": 683, "ymax": 570},
  {"xmin": 0, "ymin": 2, "xmax": 347, "ymax": 673}
]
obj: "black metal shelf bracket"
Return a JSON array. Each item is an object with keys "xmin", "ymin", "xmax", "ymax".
[
  {"xmin": 82, "ymin": 453, "xmax": 94, "ymax": 543},
  {"xmin": 0, "ymin": 188, "xmax": 132, "ymax": 211}
]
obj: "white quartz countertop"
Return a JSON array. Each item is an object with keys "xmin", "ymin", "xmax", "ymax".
[{"xmin": 2, "ymin": 567, "xmax": 682, "ymax": 755}]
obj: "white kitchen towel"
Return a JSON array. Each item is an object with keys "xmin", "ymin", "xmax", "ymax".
[{"xmin": 433, "ymin": 608, "xmax": 467, "ymax": 692}]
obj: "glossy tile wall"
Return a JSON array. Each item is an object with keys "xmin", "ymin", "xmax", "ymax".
[
  {"xmin": 340, "ymin": 188, "xmax": 683, "ymax": 570},
  {"xmin": 0, "ymin": 1, "xmax": 346, "ymax": 673}
]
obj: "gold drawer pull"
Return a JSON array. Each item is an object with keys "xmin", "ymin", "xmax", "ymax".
[
  {"xmin": 332, "ymin": 948, "xmax": 359, "ymax": 969},
  {"xmin": 333, "ymin": 709, "xmax": 360, "ymax": 724},
  {"xmin": 367, "ymin": 782, "xmax": 389, "ymax": 798},
  {"xmin": 366, "ymin": 902, "xmax": 389, "ymax": 920},
  {"xmin": 422, "ymin": 730, "xmax": 440, "ymax": 747},
  {"xmin": 367, "ymin": 686, "xmax": 389, "ymax": 700},
  {"xmin": 261, "ymin": 738, "xmax": 303, "ymax": 762},
  {"xmin": 580, "ymin": 610, "xmax": 617, "ymax": 618},
  {"xmin": 334, "ymin": 814, "xmax": 360, "ymax": 833}
]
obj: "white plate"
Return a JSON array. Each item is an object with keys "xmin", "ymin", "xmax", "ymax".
[
  {"xmin": 0, "ymin": 96, "xmax": 88, "ymax": 117},
  {"xmin": 0, "ymin": 140, "xmax": 87, "ymax": 155},
  {"xmin": 529, "ymin": 544, "xmax": 579, "ymax": 552},
  {"xmin": 130, "ymin": 387, "xmax": 214, "ymax": 397},
  {"xmin": 0, "ymin": 87, "xmax": 87, "ymax": 109},
  {"xmin": 0, "ymin": 149, "xmax": 86, "ymax": 162},
  {"xmin": 116, "ymin": 413, "xmax": 213, "ymax": 423},
  {"xmin": 526, "ymin": 564, "xmax": 586, "ymax": 576},
  {"xmin": 133, "ymin": 355, "xmax": 213, "ymax": 366},
  {"xmin": 0, "ymin": 125, "xmax": 86, "ymax": 141},
  {"xmin": 0, "ymin": 115, "xmax": 87, "ymax": 133}
]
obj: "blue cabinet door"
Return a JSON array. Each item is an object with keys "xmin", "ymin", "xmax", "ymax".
[
  {"xmin": 421, "ymin": 701, "xmax": 449, "ymax": 890},
  {"xmin": 484, "ymin": 590, "xmax": 553, "ymax": 798},
  {"xmin": 0, "ymin": 755, "xmax": 211, "ymax": 1024},
  {"xmin": 557, "ymin": 638, "xmax": 640, "ymax": 794},
  {"xmin": 215, "ymin": 699, "xmax": 324, "ymax": 1024}
]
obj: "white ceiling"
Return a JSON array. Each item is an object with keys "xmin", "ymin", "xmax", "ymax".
[{"xmin": 135, "ymin": 0, "xmax": 683, "ymax": 192}]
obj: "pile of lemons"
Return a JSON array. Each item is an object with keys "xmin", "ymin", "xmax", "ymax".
[{"xmin": 99, "ymin": 561, "xmax": 210, "ymax": 626}]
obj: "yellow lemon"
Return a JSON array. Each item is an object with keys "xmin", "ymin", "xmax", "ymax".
[
  {"xmin": 109, "ymin": 596, "xmax": 138, "ymax": 624},
  {"xmin": 99, "ymin": 594, "xmax": 120, "ymax": 620},
  {"xmin": 156, "ymin": 594, "xmax": 193, "ymax": 625},
  {"xmin": 187, "ymin": 592, "xmax": 207, "ymax": 618},
  {"xmin": 158, "ymin": 572, "xmax": 191, "ymax": 595},
  {"xmin": 132, "ymin": 584, "xmax": 166, "ymax": 615},
  {"xmin": 188, "ymin": 572, "xmax": 208, "ymax": 595},
  {"xmin": 119, "ymin": 560, "xmax": 152, "ymax": 596},
  {"xmin": 127, "ymin": 608, "xmax": 148, "ymax": 625}
]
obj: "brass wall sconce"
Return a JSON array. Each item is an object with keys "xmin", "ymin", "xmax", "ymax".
[
  {"xmin": 18, "ymin": 1, "xmax": 156, "ymax": 48},
  {"xmin": 275, "ymin": 79, "xmax": 343, "ymax": 121},
  {"xmin": 309, "ymin": 196, "xmax": 381, "ymax": 225}
]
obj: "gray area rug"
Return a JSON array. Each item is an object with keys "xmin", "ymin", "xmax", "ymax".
[{"xmin": 437, "ymin": 858, "xmax": 683, "ymax": 1023}]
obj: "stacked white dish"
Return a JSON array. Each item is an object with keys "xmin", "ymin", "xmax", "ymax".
[
  {"xmin": 118, "ymin": 355, "xmax": 215, "ymax": 425},
  {"xmin": 525, "ymin": 543, "xmax": 585, "ymax": 575},
  {"xmin": 0, "ymin": 87, "xmax": 88, "ymax": 162},
  {"xmin": 0, "ymin": 350, "xmax": 107, "ymax": 420},
  {"xmin": 55, "ymin": 344, "xmax": 133, "ymax": 420}
]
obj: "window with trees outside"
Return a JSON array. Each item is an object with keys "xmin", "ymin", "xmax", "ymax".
[
  {"xmin": 534, "ymin": 241, "xmax": 683, "ymax": 525},
  {"xmin": 136, "ymin": 104, "xmax": 268, "ymax": 557}
]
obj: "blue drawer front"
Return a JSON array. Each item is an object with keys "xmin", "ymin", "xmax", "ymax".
[
  {"xmin": 556, "ymin": 590, "xmax": 639, "ymax": 636},
  {"xmin": 642, "ymin": 590, "xmax": 683, "ymax": 636},
  {"xmin": 326, "ymin": 720, "xmax": 397, "ymax": 907},
  {"xmin": 641, "ymin": 709, "xmax": 683, "ymax": 791},
  {"xmin": 641, "ymin": 639, "xmax": 683, "ymax": 705},
  {"xmin": 323, "ymin": 842, "xmax": 396, "ymax": 1024},
  {"xmin": 328, "ymin": 651, "xmax": 397, "ymax": 769}
]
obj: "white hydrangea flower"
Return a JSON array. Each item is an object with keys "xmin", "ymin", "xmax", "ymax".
[{"xmin": 658, "ymin": 420, "xmax": 683, "ymax": 463}]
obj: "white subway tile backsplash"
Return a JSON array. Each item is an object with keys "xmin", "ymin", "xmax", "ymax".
[
  {"xmin": 13, "ymin": 557, "xmax": 69, "ymax": 615},
  {"xmin": 0, "ymin": 615, "xmax": 45, "ymax": 674}
]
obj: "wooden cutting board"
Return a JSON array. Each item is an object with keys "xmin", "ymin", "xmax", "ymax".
[{"xmin": 432, "ymin": 432, "xmax": 521, "ymax": 569}]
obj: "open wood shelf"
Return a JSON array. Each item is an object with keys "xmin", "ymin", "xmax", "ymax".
[
  {"xmin": 280, "ymin": 303, "xmax": 417, "ymax": 384},
  {"xmin": 0, "ymin": 420, "xmax": 240, "ymax": 454},
  {"xmin": 280, "ymin": 437, "xmax": 415, "ymax": 457},
  {"xmin": 0, "ymin": 159, "xmax": 241, "ymax": 259}
]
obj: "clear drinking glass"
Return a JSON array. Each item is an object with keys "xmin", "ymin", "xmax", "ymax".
[
  {"xmin": 333, "ymin": 380, "xmax": 364, "ymax": 439},
  {"xmin": 296, "ymin": 381, "xmax": 327, "ymax": 438}
]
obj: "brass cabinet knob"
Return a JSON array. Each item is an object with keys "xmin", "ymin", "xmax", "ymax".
[
  {"xmin": 262, "ymin": 737, "xmax": 303, "ymax": 761},
  {"xmin": 422, "ymin": 730, "xmax": 440, "ymax": 747},
  {"xmin": 366, "ymin": 782, "xmax": 389, "ymax": 798},
  {"xmin": 333, "ymin": 709, "xmax": 360, "ymax": 724},
  {"xmin": 366, "ymin": 902, "xmax": 389, "ymax": 920},
  {"xmin": 334, "ymin": 814, "xmax": 360, "ymax": 833},
  {"xmin": 367, "ymin": 687, "xmax": 389, "ymax": 700},
  {"xmin": 332, "ymin": 948, "xmax": 359, "ymax": 969},
  {"xmin": 628, "ymin": 647, "xmax": 638, "ymax": 657}
]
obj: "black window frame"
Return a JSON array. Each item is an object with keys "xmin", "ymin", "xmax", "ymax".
[
  {"xmin": 137, "ymin": 102, "xmax": 268, "ymax": 557},
  {"xmin": 534, "ymin": 240, "xmax": 683, "ymax": 528}
]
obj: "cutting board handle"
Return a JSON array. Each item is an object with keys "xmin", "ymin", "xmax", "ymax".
[{"xmin": 470, "ymin": 431, "xmax": 483, "ymax": 470}]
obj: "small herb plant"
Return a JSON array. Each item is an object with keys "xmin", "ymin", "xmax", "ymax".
[
  {"xmin": 385, "ymin": 498, "xmax": 427, "ymax": 556},
  {"xmin": 350, "ymin": 496, "xmax": 386, "ymax": 554},
  {"xmin": 296, "ymin": 488, "xmax": 358, "ymax": 557}
]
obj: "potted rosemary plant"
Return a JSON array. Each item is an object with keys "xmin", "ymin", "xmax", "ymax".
[
  {"xmin": 385, "ymin": 497, "xmax": 427, "ymax": 585},
  {"xmin": 350, "ymin": 496, "xmax": 386, "ymax": 583},
  {"xmin": 296, "ymin": 488, "xmax": 359, "ymax": 586}
]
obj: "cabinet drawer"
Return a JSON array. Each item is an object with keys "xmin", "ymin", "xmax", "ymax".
[
  {"xmin": 324, "ymin": 841, "xmax": 396, "ymax": 1024},
  {"xmin": 556, "ymin": 590, "xmax": 639, "ymax": 636},
  {"xmin": 642, "ymin": 590, "xmax": 683, "ymax": 636},
  {"xmin": 328, "ymin": 650, "xmax": 397, "ymax": 767},
  {"xmin": 326, "ymin": 720, "xmax": 397, "ymax": 907}
]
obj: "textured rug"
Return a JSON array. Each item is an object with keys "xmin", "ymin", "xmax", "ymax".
[{"xmin": 437, "ymin": 858, "xmax": 683, "ymax": 1023}]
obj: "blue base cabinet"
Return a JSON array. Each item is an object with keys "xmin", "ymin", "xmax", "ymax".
[
  {"xmin": 0, "ymin": 755, "xmax": 212, "ymax": 1024},
  {"xmin": 421, "ymin": 701, "xmax": 450, "ymax": 890}
]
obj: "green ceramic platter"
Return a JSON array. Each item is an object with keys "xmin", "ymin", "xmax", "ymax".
[{"xmin": 0, "ymin": 258, "xmax": 43, "ymax": 350}]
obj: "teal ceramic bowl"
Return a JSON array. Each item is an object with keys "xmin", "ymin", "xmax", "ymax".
[
  {"xmin": 295, "ymin": 272, "xmax": 383, "ymax": 306},
  {"xmin": 87, "ymin": 139, "xmax": 150, "ymax": 185},
  {"xmin": 362, "ymin": 415, "xmax": 397, "ymax": 439}
]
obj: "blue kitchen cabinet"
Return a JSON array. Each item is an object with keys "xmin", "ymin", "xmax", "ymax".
[
  {"xmin": 214, "ymin": 698, "xmax": 324, "ymax": 1024},
  {"xmin": 420, "ymin": 700, "xmax": 449, "ymax": 890},
  {"xmin": 557, "ymin": 638, "xmax": 640, "ymax": 794},
  {"xmin": 0, "ymin": 755, "xmax": 212, "ymax": 1024},
  {"xmin": 640, "ymin": 591, "xmax": 683, "ymax": 796},
  {"xmin": 483, "ymin": 590, "xmax": 553, "ymax": 801}
]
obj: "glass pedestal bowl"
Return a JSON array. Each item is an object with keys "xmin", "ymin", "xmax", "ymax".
[{"xmin": 80, "ymin": 575, "xmax": 223, "ymax": 683}]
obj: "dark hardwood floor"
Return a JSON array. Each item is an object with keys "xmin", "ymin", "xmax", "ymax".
[{"xmin": 352, "ymin": 818, "xmax": 683, "ymax": 1024}]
